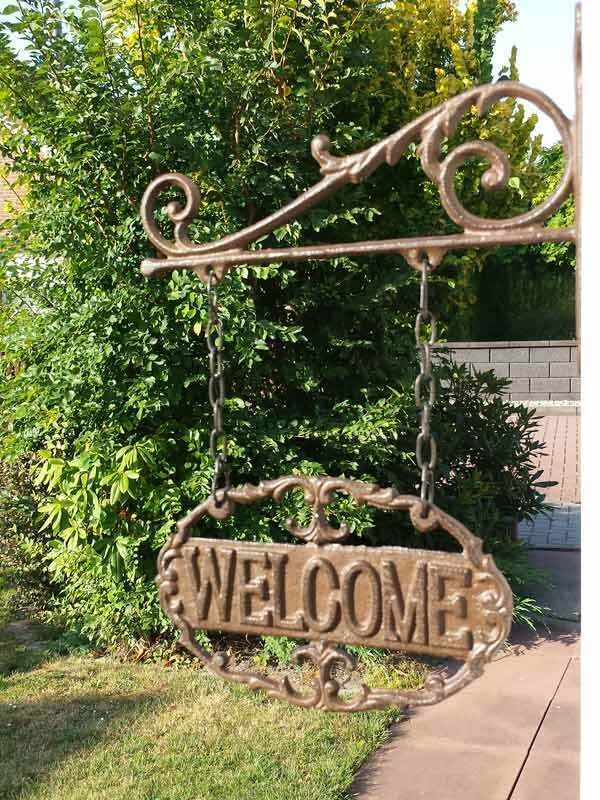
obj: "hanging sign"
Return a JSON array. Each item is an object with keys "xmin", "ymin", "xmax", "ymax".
[
  {"xmin": 158, "ymin": 477, "xmax": 512, "ymax": 711},
  {"xmin": 143, "ymin": 39, "xmax": 578, "ymax": 710}
]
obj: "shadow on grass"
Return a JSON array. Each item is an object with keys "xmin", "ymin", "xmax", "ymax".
[
  {"xmin": 0, "ymin": 689, "xmax": 164, "ymax": 800},
  {"xmin": 0, "ymin": 639, "xmax": 50, "ymax": 679}
]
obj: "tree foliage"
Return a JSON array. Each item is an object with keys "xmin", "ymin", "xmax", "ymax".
[
  {"xmin": 0, "ymin": 0, "xmax": 547, "ymax": 646},
  {"xmin": 473, "ymin": 0, "xmax": 515, "ymax": 83}
]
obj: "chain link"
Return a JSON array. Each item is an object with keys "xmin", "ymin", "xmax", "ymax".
[
  {"xmin": 414, "ymin": 258, "xmax": 437, "ymax": 516},
  {"xmin": 206, "ymin": 270, "xmax": 229, "ymax": 506},
  {"xmin": 205, "ymin": 260, "xmax": 437, "ymax": 514}
]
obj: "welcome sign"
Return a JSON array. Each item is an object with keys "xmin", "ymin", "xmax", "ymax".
[
  {"xmin": 141, "ymin": 58, "xmax": 579, "ymax": 709},
  {"xmin": 157, "ymin": 476, "xmax": 512, "ymax": 711},
  {"xmin": 176, "ymin": 540, "xmax": 478, "ymax": 660}
]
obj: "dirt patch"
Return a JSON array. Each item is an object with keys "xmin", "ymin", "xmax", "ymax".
[{"xmin": 4, "ymin": 620, "xmax": 50, "ymax": 653}]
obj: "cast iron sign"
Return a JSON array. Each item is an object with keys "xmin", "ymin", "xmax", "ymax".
[
  {"xmin": 142, "ymin": 12, "xmax": 579, "ymax": 712},
  {"xmin": 158, "ymin": 477, "xmax": 512, "ymax": 711}
]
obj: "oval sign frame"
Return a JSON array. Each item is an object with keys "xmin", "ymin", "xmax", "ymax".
[{"xmin": 157, "ymin": 476, "xmax": 512, "ymax": 712}]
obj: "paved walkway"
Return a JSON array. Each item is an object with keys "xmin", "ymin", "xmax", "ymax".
[
  {"xmin": 351, "ymin": 550, "xmax": 580, "ymax": 800},
  {"xmin": 518, "ymin": 415, "xmax": 580, "ymax": 549},
  {"xmin": 530, "ymin": 415, "xmax": 579, "ymax": 504},
  {"xmin": 352, "ymin": 631, "xmax": 579, "ymax": 800},
  {"xmin": 352, "ymin": 414, "xmax": 581, "ymax": 799}
]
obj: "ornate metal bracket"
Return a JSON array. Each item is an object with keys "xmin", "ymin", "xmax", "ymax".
[{"xmin": 140, "ymin": 81, "xmax": 577, "ymax": 282}]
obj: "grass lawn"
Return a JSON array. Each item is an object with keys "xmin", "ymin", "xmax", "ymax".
[{"xmin": 0, "ymin": 576, "xmax": 424, "ymax": 800}]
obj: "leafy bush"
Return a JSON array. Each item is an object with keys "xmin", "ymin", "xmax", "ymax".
[
  {"xmin": 0, "ymin": 456, "xmax": 50, "ymax": 611},
  {"xmin": 0, "ymin": 0, "xmax": 548, "ymax": 648},
  {"xmin": 445, "ymin": 142, "xmax": 576, "ymax": 341}
]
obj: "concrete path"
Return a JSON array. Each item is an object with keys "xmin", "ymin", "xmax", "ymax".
[
  {"xmin": 351, "ymin": 629, "xmax": 579, "ymax": 800},
  {"xmin": 351, "ymin": 518, "xmax": 581, "ymax": 799},
  {"xmin": 527, "ymin": 550, "xmax": 580, "ymax": 625}
]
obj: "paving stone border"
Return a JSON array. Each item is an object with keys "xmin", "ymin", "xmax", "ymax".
[{"xmin": 436, "ymin": 340, "xmax": 580, "ymax": 401}]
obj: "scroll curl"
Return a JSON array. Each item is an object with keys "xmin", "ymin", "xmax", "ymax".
[
  {"xmin": 314, "ymin": 81, "xmax": 574, "ymax": 232},
  {"xmin": 419, "ymin": 82, "xmax": 573, "ymax": 231},
  {"xmin": 140, "ymin": 81, "xmax": 575, "ymax": 278},
  {"xmin": 140, "ymin": 172, "xmax": 201, "ymax": 257}
]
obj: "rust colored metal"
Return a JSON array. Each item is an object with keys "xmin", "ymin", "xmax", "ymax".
[
  {"xmin": 142, "ymin": 56, "xmax": 579, "ymax": 711},
  {"xmin": 140, "ymin": 81, "xmax": 576, "ymax": 282},
  {"xmin": 575, "ymin": 3, "xmax": 582, "ymax": 367},
  {"xmin": 158, "ymin": 477, "xmax": 512, "ymax": 711}
]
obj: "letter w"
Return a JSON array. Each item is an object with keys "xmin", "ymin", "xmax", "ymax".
[{"xmin": 190, "ymin": 546, "xmax": 236, "ymax": 622}]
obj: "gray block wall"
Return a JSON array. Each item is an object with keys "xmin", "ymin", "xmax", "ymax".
[{"xmin": 438, "ymin": 340, "xmax": 579, "ymax": 401}]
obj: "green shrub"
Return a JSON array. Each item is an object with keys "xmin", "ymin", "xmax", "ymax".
[
  {"xmin": 0, "ymin": 0, "xmax": 548, "ymax": 648},
  {"xmin": 7, "ymin": 360, "xmax": 546, "ymax": 648},
  {"xmin": 0, "ymin": 456, "xmax": 51, "ymax": 612}
]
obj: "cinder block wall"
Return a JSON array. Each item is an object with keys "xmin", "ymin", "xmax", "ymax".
[{"xmin": 438, "ymin": 340, "xmax": 579, "ymax": 401}]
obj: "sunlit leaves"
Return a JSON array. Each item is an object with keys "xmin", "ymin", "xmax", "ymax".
[{"xmin": 0, "ymin": 0, "xmax": 550, "ymax": 647}]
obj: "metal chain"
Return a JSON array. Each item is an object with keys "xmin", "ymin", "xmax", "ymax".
[
  {"xmin": 414, "ymin": 257, "xmax": 437, "ymax": 516},
  {"xmin": 206, "ymin": 270, "xmax": 230, "ymax": 506}
]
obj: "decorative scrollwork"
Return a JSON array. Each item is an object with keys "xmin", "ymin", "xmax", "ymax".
[
  {"xmin": 157, "ymin": 475, "xmax": 513, "ymax": 712},
  {"xmin": 171, "ymin": 474, "xmax": 445, "ymax": 547},
  {"xmin": 140, "ymin": 81, "xmax": 575, "ymax": 280},
  {"xmin": 312, "ymin": 82, "xmax": 573, "ymax": 233},
  {"xmin": 420, "ymin": 83, "xmax": 573, "ymax": 231},
  {"xmin": 140, "ymin": 172, "xmax": 201, "ymax": 257}
]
